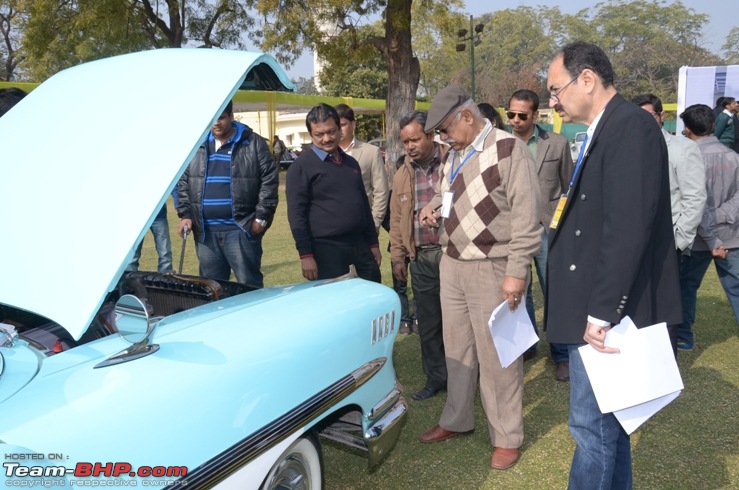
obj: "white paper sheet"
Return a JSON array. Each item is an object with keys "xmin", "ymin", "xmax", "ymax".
[
  {"xmin": 613, "ymin": 391, "xmax": 681, "ymax": 434},
  {"xmin": 579, "ymin": 316, "xmax": 683, "ymax": 434},
  {"xmin": 487, "ymin": 298, "xmax": 539, "ymax": 368}
]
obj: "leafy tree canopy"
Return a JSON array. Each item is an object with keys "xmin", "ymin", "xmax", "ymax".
[
  {"xmin": 2, "ymin": 0, "xmax": 734, "ymax": 126},
  {"xmin": 16, "ymin": 0, "xmax": 254, "ymax": 80},
  {"xmin": 722, "ymin": 27, "xmax": 739, "ymax": 65}
]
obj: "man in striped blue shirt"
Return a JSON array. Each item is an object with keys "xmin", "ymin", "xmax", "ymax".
[{"xmin": 177, "ymin": 101, "xmax": 278, "ymax": 288}]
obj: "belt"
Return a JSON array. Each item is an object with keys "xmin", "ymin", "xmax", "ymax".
[{"xmin": 416, "ymin": 244, "xmax": 441, "ymax": 251}]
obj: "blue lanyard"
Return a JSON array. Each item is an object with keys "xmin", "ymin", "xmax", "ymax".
[
  {"xmin": 450, "ymin": 149, "xmax": 477, "ymax": 183},
  {"xmin": 568, "ymin": 134, "xmax": 589, "ymax": 190}
]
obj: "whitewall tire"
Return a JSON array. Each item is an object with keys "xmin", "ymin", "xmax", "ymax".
[{"xmin": 259, "ymin": 435, "xmax": 323, "ymax": 490}]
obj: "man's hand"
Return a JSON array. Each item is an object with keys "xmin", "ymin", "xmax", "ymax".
[
  {"xmin": 178, "ymin": 219, "xmax": 192, "ymax": 238},
  {"xmin": 712, "ymin": 246, "xmax": 729, "ymax": 260},
  {"xmin": 583, "ymin": 322, "xmax": 620, "ymax": 353},
  {"xmin": 502, "ymin": 275, "xmax": 525, "ymax": 311},
  {"xmin": 392, "ymin": 261, "xmax": 408, "ymax": 282},
  {"xmin": 371, "ymin": 247, "xmax": 382, "ymax": 267},
  {"xmin": 419, "ymin": 204, "xmax": 440, "ymax": 228},
  {"xmin": 301, "ymin": 256, "xmax": 318, "ymax": 281},
  {"xmin": 250, "ymin": 220, "xmax": 266, "ymax": 235}
]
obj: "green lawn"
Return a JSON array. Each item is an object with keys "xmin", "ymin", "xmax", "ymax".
[{"xmin": 138, "ymin": 172, "xmax": 738, "ymax": 489}]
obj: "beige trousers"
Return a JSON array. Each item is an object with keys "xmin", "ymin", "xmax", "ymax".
[{"xmin": 438, "ymin": 254, "xmax": 525, "ymax": 449}]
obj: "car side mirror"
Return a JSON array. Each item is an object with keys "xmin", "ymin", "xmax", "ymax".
[
  {"xmin": 115, "ymin": 294, "xmax": 151, "ymax": 343},
  {"xmin": 95, "ymin": 294, "xmax": 160, "ymax": 368}
]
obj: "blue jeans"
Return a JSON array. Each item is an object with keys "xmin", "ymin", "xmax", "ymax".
[
  {"xmin": 525, "ymin": 229, "xmax": 569, "ymax": 362},
  {"xmin": 568, "ymin": 345, "xmax": 632, "ymax": 490},
  {"xmin": 196, "ymin": 228, "xmax": 263, "ymax": 287},
  {"xmin": 126, "ymin": 206, "xmax": 173, "ymax": 272},
  {"xmin": 678, "ymin": 248, "xmax": 739, "ymax": 344}
]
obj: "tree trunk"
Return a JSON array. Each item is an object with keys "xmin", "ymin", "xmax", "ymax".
[{"xmin": 383, "ymin": 0, "xmax": 419, "ymax": 167}]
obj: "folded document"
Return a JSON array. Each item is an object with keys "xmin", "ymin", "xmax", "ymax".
[
  {"xmin": 487, "ymin": 298, "xmax": 539, "ymax": 368},
  {"xmin": 579, "ymin": 316, "xmax": 683, "ymax": 434}
]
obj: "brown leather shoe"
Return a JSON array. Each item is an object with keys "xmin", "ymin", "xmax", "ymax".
[
  {"xmin": 418, "ymin": 424, "xmax": 473, "ymax": 443},
  {"xmin": 555, "ymin": 361, "xmax": 570, "ymax": 381},
  {"xmin": 491, "ymin": 447, "xmax": 520, "ymax": 470}
]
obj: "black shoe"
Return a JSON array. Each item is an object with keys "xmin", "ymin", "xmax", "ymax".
[
  {"xmin": 522, "ymin": 349, "xmax": 537, "ymax": 362},
  {"xmin": 412, "ymin": 386, "xmax": 444, "ymax": 401}
]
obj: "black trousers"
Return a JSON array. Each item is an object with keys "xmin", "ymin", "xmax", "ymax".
[
  {"xmin": 312, "ymin": 237, "xmax": 381, "ymax": 283},
  {"xmin": 410, "ymin": 246, "xmax": 447, "ymax": 391}
]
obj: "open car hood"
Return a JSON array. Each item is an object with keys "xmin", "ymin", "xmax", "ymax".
[{"xmin": 0, "ymin": 49, "xmax": 291, "ymax": 340}]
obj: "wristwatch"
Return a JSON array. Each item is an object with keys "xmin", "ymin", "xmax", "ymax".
[{"xmin": 255, "ymin": 219, "xmax": 267, "ymax": 227}]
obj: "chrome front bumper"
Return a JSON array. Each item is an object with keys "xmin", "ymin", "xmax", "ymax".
[{"xmin": 364, "ymin": 381, "xmax": 408, "ymax": 468}]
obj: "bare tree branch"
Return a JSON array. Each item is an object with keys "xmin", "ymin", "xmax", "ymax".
[{"xmin": 201, "ymin": 1, "xmax": 233, "ymax": 48}]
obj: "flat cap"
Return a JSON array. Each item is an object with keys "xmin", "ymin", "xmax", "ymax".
[{"xmin": 425, "ymin": 85, "xmax": 471, "ymax": 132}]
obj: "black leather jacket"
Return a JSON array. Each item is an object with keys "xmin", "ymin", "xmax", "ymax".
[{"xmin": 177, "ymin": 122, "xmax": 278, "ymax": 242}]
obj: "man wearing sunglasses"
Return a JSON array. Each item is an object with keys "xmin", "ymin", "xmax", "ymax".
[{"xmin": 507, "ymin": 89, "xmax": 573, "ymax": 381}]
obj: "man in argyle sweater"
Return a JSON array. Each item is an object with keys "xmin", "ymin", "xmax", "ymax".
[{"xmin": 417, "ymin": 86, "xmax": 541, "ymax": 471}]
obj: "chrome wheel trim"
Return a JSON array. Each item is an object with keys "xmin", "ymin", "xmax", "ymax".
[{"xmin": 262, "ymin": 437, "xmax": 321, "ymax": 490}]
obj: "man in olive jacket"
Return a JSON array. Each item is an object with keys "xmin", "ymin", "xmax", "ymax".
[{"xmin": 389, "ymin": 110, "xmax": 449, "ymax": 401}]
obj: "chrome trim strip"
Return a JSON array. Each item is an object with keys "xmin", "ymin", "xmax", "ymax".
[
  {"xmin": 181, "ymin": 357, "xmax": 387, "ymax": 488},
  {"xmin": 368, "ymin": 388, "xmax": 401, "ymax": 420},
  {"xmin": 349, "ymin": 358, "xmax": 385, "ymax": 388}
]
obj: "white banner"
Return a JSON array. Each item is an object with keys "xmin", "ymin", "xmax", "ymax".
[{"xmin": 677, "ymin": 64, "xmax": 739, "ymax": 134}]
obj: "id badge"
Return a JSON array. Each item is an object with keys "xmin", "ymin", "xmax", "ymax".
[
  {"xmin": 549, "ymin": 194, "xmax": 568, "ymax": 229},
  {"xmin": 441, "ymin": 191, "xmax": 454, "ymax": 218}
]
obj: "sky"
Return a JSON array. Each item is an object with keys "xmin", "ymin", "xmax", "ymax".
[{"xmin": 281, "ymin": 0, "xmax": 733, "ymax": 81}]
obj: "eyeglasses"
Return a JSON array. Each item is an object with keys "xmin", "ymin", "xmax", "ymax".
[
  {"xmin": 506, "ymin": 111, "xmax": 529, "ymax": 121},
  {"xmin": 550, "ymin": 73, "xmax": 580, "ymax": 102},
  {"xmin": 435, "ymin": 110, "xmax": 462, "ymax": 135}
]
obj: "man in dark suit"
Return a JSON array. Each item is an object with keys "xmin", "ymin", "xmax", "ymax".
[
  {"xmin": 545, "ymin": 42, "xmax": 681, "ymax": 489},
  {"xmin": 507, "ymin": 88, "xmax": 574, "ymax": 380}
]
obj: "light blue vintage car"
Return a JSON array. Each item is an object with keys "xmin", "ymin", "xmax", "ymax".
[{"xmin": 0, "ymin": 49, "xmax": 406, "ymax": 489}]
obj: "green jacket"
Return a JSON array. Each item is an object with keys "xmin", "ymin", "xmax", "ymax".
[{"xmin": 714, "ymin": 111, "xmax": 735, "ymax": 148}]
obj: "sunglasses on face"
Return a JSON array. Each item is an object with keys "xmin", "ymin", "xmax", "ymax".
[{"xmin": 506, "ymin": 111, "xmax": 529, "ymax": 121}]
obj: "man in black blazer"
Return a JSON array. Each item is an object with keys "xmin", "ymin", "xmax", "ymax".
[{"xmin": 545, "ymin": 42, "xmax": 681, "ymax": 489}]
